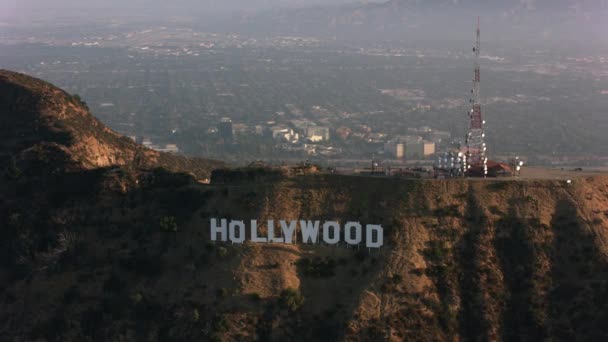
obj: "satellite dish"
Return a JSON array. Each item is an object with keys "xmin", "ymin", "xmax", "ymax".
[{"xmin": 516, "ymin": 166, "xmax": 521, "ymax": 171}]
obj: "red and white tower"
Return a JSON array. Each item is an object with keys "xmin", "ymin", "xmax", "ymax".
[{"xmin": 466, "ymin": 16, "xmax": 488, "ymax": 176}]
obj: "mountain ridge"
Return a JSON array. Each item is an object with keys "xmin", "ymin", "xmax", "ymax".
[
  {"xmin": 0, "ymin": 69, "xmax": 222, "ymax": 179},
  {"xmin": 236, "ymin": 0, "xmax": 608, "ymax": 42}
]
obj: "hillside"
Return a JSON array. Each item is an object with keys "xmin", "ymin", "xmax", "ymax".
[
  {"xmin": 1, "ymin": 71, "xmax": 608, "ymax": 341},
  {"xmin": 1, "ymin": 168, "xmax": 608, "ymax": 340},
  {"xmin": 0, "ymin": 69, "xmax": 222, "ymax": 179}
]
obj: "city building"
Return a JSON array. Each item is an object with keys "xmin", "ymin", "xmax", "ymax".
[
  {"xmin": 218, "ymin": 118, "xmax": 234, "ymax": 143},
  {"xmin": 306, "ymin": 125, "xmax": 330, "ymax": 142},
  {"xmin": 271, "ymin": 126, "xmax": 300, "ymax": 143},
  {"xmin": 406, "ymin": 141, "xmax": 436, "ymax": 159},
  {"xmin": 154, "ymin": 144, "xmax": 180, "ymax": 153},
  {"xmin": 384, "ymin": 141, "xmax": 405, "ymax": 159}
]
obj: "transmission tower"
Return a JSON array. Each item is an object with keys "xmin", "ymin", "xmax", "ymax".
[{"xmin": 466, "ymin": 16, "xmax": 488, "ymax": 177}]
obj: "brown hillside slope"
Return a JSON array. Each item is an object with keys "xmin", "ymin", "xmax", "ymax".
[
  {"xmin": 0, "ymin": 69, "xmax": 222, "ymax": 178},
  {"xmin": 1, "ymin": 171, "xmax": 607, "ymax": 341}
]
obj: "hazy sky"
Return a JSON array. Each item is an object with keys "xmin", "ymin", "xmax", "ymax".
[
  {"xmin": 0, "ymin": 0, "xmax": 384, "ymax": 20},
  {"xmin": 1, "ymin": 0, "xmax": 606, "ymax": 46}
]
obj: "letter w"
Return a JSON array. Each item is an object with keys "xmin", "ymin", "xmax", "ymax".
[{"xmin": 300, "ymin": 220, "xmax": 320, "ymax": 244}]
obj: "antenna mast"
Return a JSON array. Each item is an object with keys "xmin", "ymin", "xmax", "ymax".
[{"xmin": 466, "ymin": 16, "xmax": 487, "ymax": 177}]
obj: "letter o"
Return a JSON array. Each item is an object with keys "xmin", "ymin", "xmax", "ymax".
[
  {"xmin": 344, "ymin": 222, "xmax": 362, "ymax": 245},
  {"xmin": 229, "ymin": 220, "xmax": 246, "ymax": 244},
  {"xmin": 323, "ymin": 221, "xmax": 340, "ymax": 245}
]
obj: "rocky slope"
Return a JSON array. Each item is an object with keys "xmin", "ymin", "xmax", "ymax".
[
  {"xmin": 1, "ymin": 71, "xmax": 608, "ymax": 341},
  {"xmin": 0, "ymin": 69, "xmax": 222, "ymax": 179}
]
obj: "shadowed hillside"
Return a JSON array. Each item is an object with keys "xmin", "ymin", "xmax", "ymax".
[{"xmin": 2, "ymin": 171, "xmax": 608, "ymax": 340}]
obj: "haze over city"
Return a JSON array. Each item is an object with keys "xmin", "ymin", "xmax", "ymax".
[{"xmin": 1, "ymin": 0, "xmax": 607, "ymax": 169}]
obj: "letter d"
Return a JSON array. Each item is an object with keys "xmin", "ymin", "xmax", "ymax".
[{"xmin": 366, "ymin": 224, "xmax": 383, "ymax": 248}]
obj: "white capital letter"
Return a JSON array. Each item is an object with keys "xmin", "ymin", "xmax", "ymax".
[
  {"xmin": 300, "ymin": 220, "xmax": 320, "ymax": 244},
  {"xmin": 210, "ymin": 218, "xmax": 227, "ymax": 241},
  {"xmin": 366, "ymin": 224, "xmax": 383, "ymax": 248},
  {"xmin": 229, "ymin": 220, "xmax": 246, "ymax": 244},
  {"xmin": 344, "ymin": 222, "xmax": 362, "ymax": 245},
  {"xmin": 323, "ymin": 221, "xmax": 340, "ymax": 245},
  {"xmin": 268, "ymin": 220, "xmax": 284, "ymax": 243},
  {"xmin": 280, "ymin": 220, "xmax": 296, "ymax": 244},
  {"xmin": 251, "ymin": 220, "xmax": 267, "ymax": 243}
]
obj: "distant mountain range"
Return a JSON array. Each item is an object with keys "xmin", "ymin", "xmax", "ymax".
[
  {"xmin": 5, "ymin": 0, "xmax": 607, "ymax": 44},
  {"xmin": 231, "ymin": 0, "xmax": 608, "ymax": 43},
  {"xmin": 383, "ymin": 0, "xmax": 608, "ymax": 11}
]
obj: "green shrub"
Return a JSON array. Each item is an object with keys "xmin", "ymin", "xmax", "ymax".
[
  {"xmin": 4, "ymin": 158, "xmax": 21, "ymax": 180},
  {"xmin": 212, "ymin": 314, "xmax": 229, "ymax": 333},
  {"xmin": 280, "ymin": 288, "xmax": 304, "ymax": 312},
  {"xmin": 250, "ymin": 293, "xmax": 261, "ymax": 301},
  {"xmin": 423, "ymin": 241, "xmax": 449, "ymax": 263},
  {"xmin": 525, "ymin": 195, "xmax": 539, "ymax": 205},
  {"xmin": 434, "ymin": 205, "xmax": 460, "ymax": 217},
  {"xmin": 160, "ymin": 216, "xmax": 178, "ymax": 232},
  {"xmin": 487, "ymin": 182, "xmax": 510, "ymax": 192},
  {"xmin": 217, "ymin": 246, "xmax": 228, "ymax": 257},
  {"xmin": 72, "ymin": 94, "xmax": 89, "ymax": 110},
  {"xmin": 297, "ymin": 257, "xmax": 336, "ymax": 278},
  {"xmin": 217, "ymin": 287, "xmax": 229, "ymax": 298},
  {"xmin": 205, "ymin": 242, "xmax": 216, "ymax": 252},
  {"xmin": 130, "ymin": 292, "xmax": 143, "ymax": 304}
]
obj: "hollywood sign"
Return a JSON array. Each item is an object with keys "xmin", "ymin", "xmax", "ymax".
[{"xmin": 211, "ymin": 219, "xmax": 384, "ymax": 248}]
